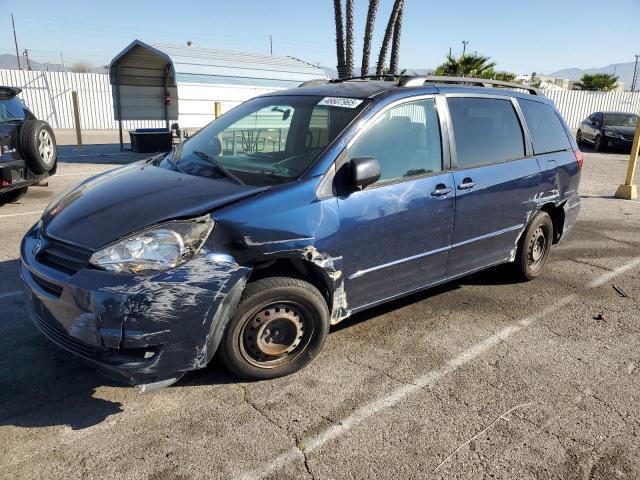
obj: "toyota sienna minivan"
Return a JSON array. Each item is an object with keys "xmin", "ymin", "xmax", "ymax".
[{"xmin": 21, "ymin": 77, "xmax": 582, "ymax": 390}]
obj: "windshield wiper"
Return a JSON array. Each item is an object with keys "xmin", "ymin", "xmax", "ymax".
[{"xmin": 193, "ymin": 150, "xmax": 245, "ymax": 185}]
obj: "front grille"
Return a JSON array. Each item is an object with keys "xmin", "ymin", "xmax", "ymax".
[
  {"xmin": 40, "ymin": 236, "xmax": 92, "ymax": 275},
  {"xmin": 33, "ymin": 311, "xmax": 101, "ymax": 358},
  {"xmin": 31, "ymin": 272, "xmax": 63, "ymax": 297}
]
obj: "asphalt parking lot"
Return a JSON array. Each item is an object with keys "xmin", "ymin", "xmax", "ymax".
[{"xmin": 1, "ymin": 146, "xmax": 639, "ymax": 479}]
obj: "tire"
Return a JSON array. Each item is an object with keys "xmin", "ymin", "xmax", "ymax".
[
  {"xmin": 0, "ymin": 186, "xmax": 28, "ymax": 204},
  {"xmin": 219, "ymin": 276, "xmax": 330, "ymax": 380},
  {"xmin": 20, "ymin": 119, "xmax": 57, "ymax": 174},
  {"xmin": 513, "ymin": 211, "xmax": 554, "ymax": 281},
  {"xmin": 594, "ymin": 134, "xmax": 604, "ymax": 153},
  {"xmin": 576, "ymin": 130, "xmax": 583, "ymax": 145}
]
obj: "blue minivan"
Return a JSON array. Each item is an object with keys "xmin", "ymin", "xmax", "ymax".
[{"xmin": 20, "ymin": 77, "xmax": 582, "ymax": 389}]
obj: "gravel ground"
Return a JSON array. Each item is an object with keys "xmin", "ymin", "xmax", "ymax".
[{"xmin": 1, "ymin": 144, "xmax": 639, "ymax": 480}]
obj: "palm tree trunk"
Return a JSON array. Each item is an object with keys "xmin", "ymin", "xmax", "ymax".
[
  {"xmin": 388, "ymin": 3, "xmax": 403, "ymax": 74},
  {"xmin": 376, "ymin": 0, "xmax": 404, "ymax": 76},
  {"xmin": 333, "ymin": 0, "xmax": 347, "ymax": 78},
  {"xmin": 345, "ymin": 0, "xmax": 354, "ymax": 78},
  {"xmin": 361, "ymin": 0, "xmax": 379, "ymax": 76}
]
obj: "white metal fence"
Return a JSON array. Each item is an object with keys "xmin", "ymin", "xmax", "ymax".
[
  {"xmin": 0, "ymin": 69, "xmax": 162, "ymax": 130},
  {"xmin": 545, "ymin": 90, "xmax": 640, "ymax": 128},
  {"xmin": 1, "ymin": 68, "xmax": 640, "ymax": 130}
]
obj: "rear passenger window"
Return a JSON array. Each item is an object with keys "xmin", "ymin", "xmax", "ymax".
[
  {"xmin": 518, "ymin": 99, "xmax": 571, "ymax": 154},
  {"xmin": 349, "ymin": 99, "xmax": 442, "ymax": 183},
  {"xmin": 448, "ymin": 97, "xmax": 525, "ymax": 168}
]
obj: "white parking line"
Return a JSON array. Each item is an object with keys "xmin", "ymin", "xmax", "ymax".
[
  {"xmin": 0, "ymin": 290, "xmax": 22, "ymax": 300},
  {"xmin": 239, "ymin": 255, "xmax": 640, "ymax": 480},
  {"xmin": 0, "ymin": 211, "xmax": 42, "ymax": 219}
]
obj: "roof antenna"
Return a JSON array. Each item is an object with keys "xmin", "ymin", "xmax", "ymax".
[{"xmin": 187, "ymin": 40, "xmax": 193, "ymax": 47}]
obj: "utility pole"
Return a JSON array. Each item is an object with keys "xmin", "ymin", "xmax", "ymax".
[
  {"xmin": 60, "ymin": 51, "xmax": 66, "ymax": 72},
  {"xmin": 269, "ymin": 35, "xmax": 273, "ymax": 55},
  {"xmin": 11, "ymin": 14, "xmax": 21, "ymax": 70},
  {"xmin": 23, "ymin": 49, "xmax": 31, "ymax": 70},
  {"xmin": 461, "ymin": 40, "xmax": 469, "ymax": 57},
  {"xmin": 632, "ymin": 54, "xmax": 639, "ymax": 92}
]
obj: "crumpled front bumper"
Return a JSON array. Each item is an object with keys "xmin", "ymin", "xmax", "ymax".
[{"xmin": 20, "ymin": 226, "xmax": 249, "ymax": 386}]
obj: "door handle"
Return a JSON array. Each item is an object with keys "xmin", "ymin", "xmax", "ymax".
[
  {"xmin": 431, "ymin": 184, "xmax": 452, "ymax": 197},
  {"xmin": 458, "ymin": 177, "xmax": 476, "ymax": 190}
]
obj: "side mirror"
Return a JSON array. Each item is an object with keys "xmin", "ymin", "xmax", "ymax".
[
  {"xmin": 210, "ymin": 137, "xmax": 222, "ymax": 156},
  {"xmin": 350, "ymin": 156, "xmax": 381, "ymax": 189}
]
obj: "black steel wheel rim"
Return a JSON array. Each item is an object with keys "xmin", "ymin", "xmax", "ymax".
[
  {"xmin": 239, "ymin": 301, "xmax": 314, "ymax": 368},
  {"xmin": 528, "ymin": 225, "xmax": 549, "ymax": 270}
]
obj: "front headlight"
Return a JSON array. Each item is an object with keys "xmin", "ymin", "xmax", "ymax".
[
  {"xmin": 605, "ymin": 130, "xmax": 621, "ymax": 138},
  {"xmin": 89, "ymin": 217, "xmax": 214, "ymax": 274}
]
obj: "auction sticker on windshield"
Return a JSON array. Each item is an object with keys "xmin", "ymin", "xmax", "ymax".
[{"xmin": 318, "ymin": 97, "xmax": 364, "ymax": 108}]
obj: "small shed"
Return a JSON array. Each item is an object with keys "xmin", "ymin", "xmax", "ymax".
[{"xmin": 109, "ymin": 40, "xmax": 328, "ymax": 147}]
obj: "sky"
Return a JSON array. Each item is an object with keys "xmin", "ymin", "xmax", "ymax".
[{"xmin": 1, "ymin": 0, "xmax": 639, "ymax": 75}]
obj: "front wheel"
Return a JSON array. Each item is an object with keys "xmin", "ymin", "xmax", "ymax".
[
  {"xmin": 576, "ymin": 130, "xmax": 583, "ymax": 145},
  {"xmin": 513, "ymin": 211, "xmax": 554, "ymax": 281},
  {"xmin": 594, "ymin": 134, "xmax": 604, "ymax": 152},
  {"xmin": 219, "ymin": 277, "xmax": 330, "ymax": 380}
]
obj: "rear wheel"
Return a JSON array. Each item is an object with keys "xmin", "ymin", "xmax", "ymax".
[
  {"xmin": 0, "ymin": 186, "xmax": 28, "ymax": 204},
  {"xmin": 219, "ymin": 277, "xmax": 330, "ymax": 380},
  {"xmin": 513, "ymin": 211, "xmax": 554, "ymax": 281}
]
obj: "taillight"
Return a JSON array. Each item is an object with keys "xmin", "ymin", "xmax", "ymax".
[{"xmin": 574, "ymin": 149, "xmax": 584, "ymax": 170}]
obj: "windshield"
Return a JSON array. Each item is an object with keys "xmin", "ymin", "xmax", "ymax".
[
  {"xmin": 160, "ymin": 95, "xmax": 368, "ymax": 186},
  {"xmin": 603, "ymin": 113, "xmax": 638, "ymax": 127}
]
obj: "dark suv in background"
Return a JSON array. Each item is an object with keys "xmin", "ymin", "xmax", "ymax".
[
  {"xmin": 0, "ymin": 86, "xmax": 57, "ymax": 204},
  {"xmin": 20, "ymin": 76, "xmax": 581, "ymax": 390},
  {"xmin": 576, "ymin": 111, "xmax": 638, "ymax": 152}
]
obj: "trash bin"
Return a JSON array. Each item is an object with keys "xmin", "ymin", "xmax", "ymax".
[{"xmin": 129, "ymin": 128, "xmax": 172, "ymax": 153}]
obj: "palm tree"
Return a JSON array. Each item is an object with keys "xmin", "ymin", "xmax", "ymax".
[
  {"xmin": 375, "ymin": 0, "xmax": 404, "ymax": 76},
  {"xmin": 360, "ymin": 0, "xmax": 379, "ymax": 76},
  {"xmin": 435, "ymin": 53, "xmax": 497, "ymax": 77},
  {"xmin": 333, "ymin": 0, "xmax": 347, "ymax": 78},
  {"xmin": 575, "ymin": 73, "xmax": 619, "ymax": 91},
  {"xmin": 345, "ymin": 0, "xmax": 354, "ymax": 78},
  {"xmin": 388, "ymin": 2, "xmax": 404, "ymax": 75}
]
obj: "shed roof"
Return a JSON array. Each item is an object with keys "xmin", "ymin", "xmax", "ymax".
[{"xmin": 110, "ymin": 40, "xmax": 327, "ymax": 89}]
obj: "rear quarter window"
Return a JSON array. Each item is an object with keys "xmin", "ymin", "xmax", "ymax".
[
  {"xmin": 0, "ymin": 96, "xmax": 29, "ymax": 122},
  {"xmin": 518, "ymin": 99, "xmax": 571, "ymax": 154},
  {"xmin": 447, "ymin": 97, "xmax": 525, "ymax": 169}
]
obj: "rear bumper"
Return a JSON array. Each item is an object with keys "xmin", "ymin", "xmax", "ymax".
[
  {"xmin": 20, "ymin": 225, "xmax": 250, "ymax": 385},
  {"xmin": 0, "ymin": 159, "xmax": 51, "ymax": 193}
]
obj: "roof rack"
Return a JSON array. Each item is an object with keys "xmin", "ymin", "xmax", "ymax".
[{"xmin": 397, "ymin": 75, "xmax": 541, "ymax": 95}]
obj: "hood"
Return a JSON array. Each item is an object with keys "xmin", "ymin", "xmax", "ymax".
[
  {"xmin": 606, "ymin": 125, "xmax": 636, "ymax": 137},
  {"xmin": 41, "ymin": 162, "xmax": 266, "ymax": 250}
]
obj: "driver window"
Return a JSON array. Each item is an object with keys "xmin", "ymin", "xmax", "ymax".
[
  {"xmin": 349, "ymin": 99, "xmax": 442, "ymax": 184},
  {"xmin": 220, "ymin": 105, "xmax": 294, "ymax": 156}
]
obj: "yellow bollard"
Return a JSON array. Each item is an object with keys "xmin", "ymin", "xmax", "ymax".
[
  {"xmin": 214, "ymin": 101, "xmax": 222, "ymax": 119},
  {"xmin": 614, "ymin": 118, "xmax": 640, "ymax": 200}
]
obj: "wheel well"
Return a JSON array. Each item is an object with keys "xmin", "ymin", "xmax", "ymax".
[
  {"xmin": 247, "ymin": 258, "xmax": 333, "ymax": 310},
  {"xmin": 539, "ymin": 203, "xmax": 565, "ymax": 243}
]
